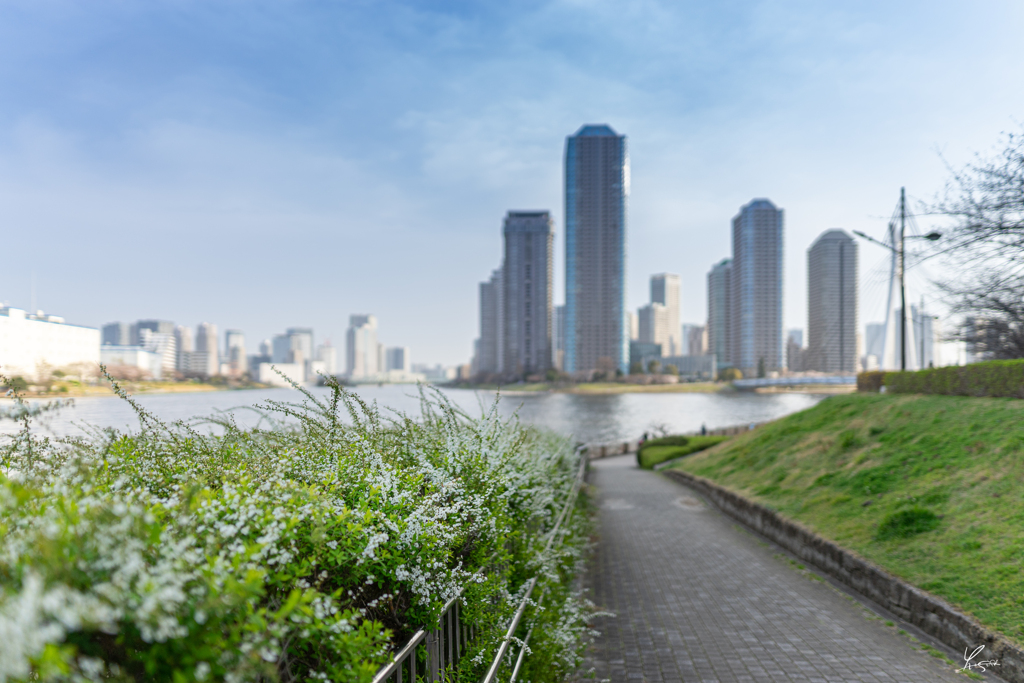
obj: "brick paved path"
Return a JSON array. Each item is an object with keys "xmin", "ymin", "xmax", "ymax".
[{"xmin": 583, "ymin": 454, "xmax": 973, "ymax": 682}]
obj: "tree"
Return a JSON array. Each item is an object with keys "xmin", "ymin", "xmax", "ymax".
[
  {"xmin": 629, "ymin": 361, "xmax": 644, "ymax": 375},
  {"xmin": 665, "ymin": 364, "xmax": 679, "ymax": 376},
  {"xmin": 720, "ymin": 367, "xmax": 742, "ymax": 381},
  {"xmin": 4, "ymin": 376, "xmax": 28, "ymax": 393},
  {"xmin": 647, "ymin": 360, "xmax": 661, "ymax": 374},
  {"xmin": 932, "ymin": 128, "xmax": 1024, "ymax": 358}
]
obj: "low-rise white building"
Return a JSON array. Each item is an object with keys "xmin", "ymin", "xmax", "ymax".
[
  {"xmin": 100, "ymin": 345, "xmax": 164, "ymax": 380},
  {"xmin": 0, "ymin": 307, "xmax": 100, "ymax": 381},
  {"xmin": 258, "ymin": 362, "xmax": 304, "ymax": 387}
]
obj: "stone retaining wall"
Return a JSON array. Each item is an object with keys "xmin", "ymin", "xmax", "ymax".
[{"xmin": 662, "ymin": 468, "xmax": 1024, "ymax": 682}]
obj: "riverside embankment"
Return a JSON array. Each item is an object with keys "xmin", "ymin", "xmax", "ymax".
[{"xmin": 670, "ymin": 392, "xmax": 1024, "ymax": 664}]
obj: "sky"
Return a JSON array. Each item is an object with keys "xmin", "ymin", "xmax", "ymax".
[{"xmin": 2, "ymin": 0, "xmax": 1023, "ymax": 366}]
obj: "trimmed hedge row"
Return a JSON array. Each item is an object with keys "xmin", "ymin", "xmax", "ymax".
[
  {"xmin": 857, "ymin": 371, "xmax": 885, "ymax": 393},
  {"xmin": 637, "ymin": 435, "xmax": 729, "ymax": 469},
  {"xmin": 861, "ymin": 359, "xmax": 1024, "ymax": 398}
]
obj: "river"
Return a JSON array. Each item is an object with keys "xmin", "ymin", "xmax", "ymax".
[{"xmin": 2, "ymin": 385, "xmax": 826, "ymax": 444}]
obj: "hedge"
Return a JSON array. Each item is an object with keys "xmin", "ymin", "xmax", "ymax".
[
  {"xmin": 637, "ymin": 435, "xmax": 729, "ymax": 469},
  {"xmin": 856, "ymin": 371, "xmax": 885, "ymax": 393},
  {"xmin": 882, "ymin": 359, "xmax": 1024, "ymax": 398},
  {"xmin": 0, "ymin": 380, "xmax": 593, "ymax": 682}
]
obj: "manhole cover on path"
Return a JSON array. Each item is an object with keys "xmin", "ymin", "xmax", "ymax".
[{"xmin": 672, "ymin": 495, "xmax": 704, "ymax": 510}]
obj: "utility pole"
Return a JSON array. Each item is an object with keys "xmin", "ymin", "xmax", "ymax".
[
  {"xmin": 899, "ymin": 187, "xmax": 906, "ymax": 371},
  {"xmin": 853, "ymin": 190, "xmax": 941, "ymax": 374}
]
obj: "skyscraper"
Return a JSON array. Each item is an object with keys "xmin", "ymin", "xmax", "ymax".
[
  {"xmin": 706, "ymin": 258, "xmax": 732, "ymax": 369},
  {"xmin": 475, "ymin": 268, "xmax": 503, "ymax": 376},
  {"xmin": 564, "ymin": 124, "xmax": 629, "ymax": 376},
  {"xmin": 637, "ymin": 303, "xmax": 669, "ymax": 356},
  {"xmin": 650, "ymin": 274, "xmax": 681, "ymax": 355},
  {"xmin": 346, "ymin": 315, "xmax": 378, "ymax": 378},
  {"xmin": 729, "ymin": 199, "xmax": 784, "ymax": 377},
  {"xmin": 503, "ymin": 211, "xmax": 554, "ymax": 378},
  {"xmin": 807, "ymin": 229, "xmax": 858, "ymax": 373}
]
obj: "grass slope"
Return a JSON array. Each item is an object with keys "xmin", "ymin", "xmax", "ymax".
[{"xmin": 673, "ymin": 393, "xmax": 1024, "ymax": 644}]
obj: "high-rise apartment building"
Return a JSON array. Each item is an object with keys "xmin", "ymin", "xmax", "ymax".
[
  {"xmin": 286, "ymin": 328, "xmax": 314, "ymax": 364},
  {"xmin": 682, "ymin": 324, "xmax": 707, "ymax": 357},
  {"xmin": 807, "ymin": 229, "xmax": 858, "ymax": 373},
  {"xmin": 316, "ymin": 342, "xmax": 337, "ymax": 375},
  {"xmin": 729, "ymin": 199, "xmax": 784, "ymax": 376},
  {"xmin": 564, "ymin": 124, "xmax": 629, "ymax": 375},
  {"xmin": 475, "ymin": 268, "xmax": 503, "ymax": 376},
  {"xmin": 864, "ymin": 323, "xmax": 885, "ymax": 369},
  {"xmin": 787, "ymin": 328, "xmax": 806, "ymax": 372},
  {"xmin": 224, "ymin": 329, "xmax": 247, "ymax": 376},
  {"xmin": 131, "ymin": 320, "xmax": 174, "ymax": 346},
  {"xmin": 101, "ymin": 322, "xmax": 130, "ymax": 346},
  {"xmin": 385, "ymin": 347, "xmax": 411, "ymax": 373},
  {"xmin": 174, "ymin": 325, "xmax": 193, "ymax": 371},
  {"xmin": 650, "ymin": 274, "xmax": 681, "ymax": 355},
  {"xmin": 179, "ymin": 322, "xmax": 218, "ymax": 377},
  {"xmin": 637, "ymin": 303, "xmax": 669, "ymax": 356},
  {"xmin": 553, "ymin": 305, "xmax": 566, "ymax": 371},
  {"xmin": 346, "ymin": 315, "xmax": 378, "ymax": 378},
  {"xmin": 503, "ymin": 211, "xmax": 553, "ymax": 378},
  {"xmin": 706, "ymin": 258, "xmax": 732, "ymax": 369},
  {"xmin": 912, "ymin": 303, "xmax": 937, "ymax": 369}
]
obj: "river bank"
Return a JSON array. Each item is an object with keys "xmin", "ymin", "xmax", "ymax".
[
  {"xmin": 2, "ymin": 379, "xmax": 267, "ymax": 399},
  {"xmin": 460, "ymin": 381, "xmax": 727, "ymax": 395}
]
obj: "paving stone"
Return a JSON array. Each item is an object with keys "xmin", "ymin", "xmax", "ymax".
[{"xmin": 580, "ymin": 455, "xmax": 969, "ymax": 682}]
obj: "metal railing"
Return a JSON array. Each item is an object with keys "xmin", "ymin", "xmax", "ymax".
[
  {"xmin": 479, "ymin": 452, "xmax": 588, "ymax": 683},
  {"xmin": 371, "ymin": 448, "xmax": 587, "ymax": 683},
  {"xmin": 371, "ymin": 589, "xmax": 473, "ymax": 683}
]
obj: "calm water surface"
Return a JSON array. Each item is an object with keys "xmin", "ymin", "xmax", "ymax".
[{"xmin": 4, "ymin": 385, "xmax": 826, "ymax": 444}]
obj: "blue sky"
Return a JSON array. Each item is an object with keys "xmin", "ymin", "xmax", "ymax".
[{"xmin": 2, "ymin": 0, "xmax": 1023, "ymax": 365}]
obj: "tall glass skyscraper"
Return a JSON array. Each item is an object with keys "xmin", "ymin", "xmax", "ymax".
[
  {"xmin": 807, "ymin": 229, "xmax": 858, "ymax": 373},
  {"xmin": 564, "ymin": 124, "xmax": 629, "ymax": 375},
  {"xmin": 706, "ymin": 258, "xmax": 732, "ymax": 369},
  {"xmin": 729, "ymin": 199, "xmax": 784, "ymax": 376},
  {"xmin": 502, "ymin": 211, "xmax": 553, "ymax": 378}
]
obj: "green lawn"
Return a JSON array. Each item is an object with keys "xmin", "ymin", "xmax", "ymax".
[{"xmin": 672, "ymin": 393, "xmax": 1024, "ymax": 644}]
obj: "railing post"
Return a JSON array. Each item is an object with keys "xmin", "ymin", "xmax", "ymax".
[{"xmin": 426, "ymin": 629, "xmax": 439, "ymax": 682}]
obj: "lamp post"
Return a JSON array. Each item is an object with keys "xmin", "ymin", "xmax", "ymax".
[{"xmin": 853, "ymin": 187, "xmax": 940, "ymax": 371}]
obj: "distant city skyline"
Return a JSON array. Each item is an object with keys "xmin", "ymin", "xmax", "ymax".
[{"xmin": 1, "ymin": 3, "xmax": 1022, "ymax": 364}]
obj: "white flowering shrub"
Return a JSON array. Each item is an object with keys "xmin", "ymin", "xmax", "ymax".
[{"xmin": 0, "ymin": 379, "xmax": 592, "ymax": 682}]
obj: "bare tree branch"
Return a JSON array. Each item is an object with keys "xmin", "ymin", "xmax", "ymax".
[{"xmin": 930, "ymin": 127, "xmax": 1024, "ymax": 358}]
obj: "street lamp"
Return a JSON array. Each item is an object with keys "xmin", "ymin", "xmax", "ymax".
[{"xmin": 852, "ymin": 187, "xmax": 941, "ymax": 371}]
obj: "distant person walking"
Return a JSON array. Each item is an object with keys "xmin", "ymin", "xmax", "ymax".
[{"xmin": 700, "ymin": 423, "xmax": 707, "ymax": 436}]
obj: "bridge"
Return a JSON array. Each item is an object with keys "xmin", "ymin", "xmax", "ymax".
[{"xmin": 733, "ymin": 375, "xmax": 856, "ymax": 390}]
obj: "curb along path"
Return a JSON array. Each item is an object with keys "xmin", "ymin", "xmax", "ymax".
[{"xmin": 583, "ymin": 455, "xmax": 972, "ymax": 682}]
